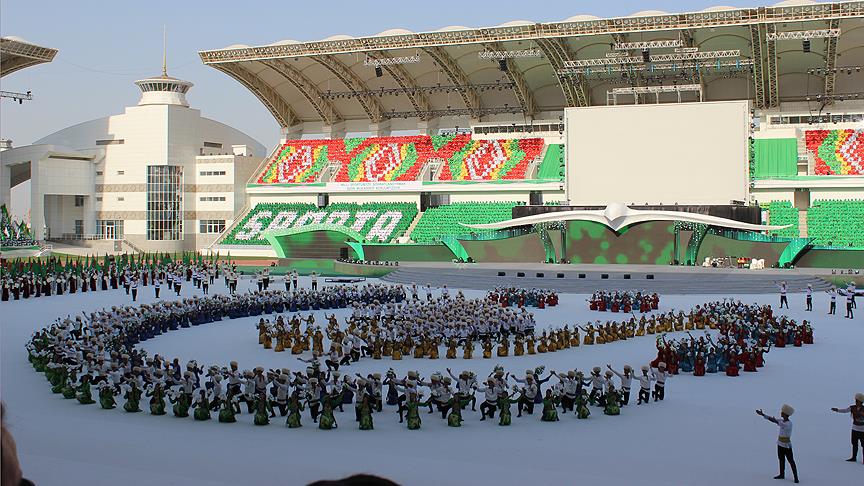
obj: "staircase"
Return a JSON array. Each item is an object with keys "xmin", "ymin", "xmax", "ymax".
[
  {"xmin": 399, "ymin": 210, "xmax": 424, "ymax": 243},
  {"xmin": 797, "ymin": 209, "xmax": 808, "ymax": 237}
]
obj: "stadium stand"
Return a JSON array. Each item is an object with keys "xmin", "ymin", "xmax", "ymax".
[
  {"xmin": 256, "ymin": 140, "xmax": 333, "ymax": 184},
  {"xmin": 253, "ymin": 135, "xmax": 546, "ymax": 185},
  {"xmin": 332, "ymin": 136, "xmax": 431, "ymax": 182},
  {"xmin": 765, "ymin": 201, "xmax": 799, "ymax": 238},
  {"xmin": 536, "ymin": 143, "xmax": 564, "ymax": 180},
  {"xmin": 437, "ymin": 138, "xmax": 544, "ymax": 181},
  {"xmin": 804, "ymin": 129, "xmax": 863, "ymax": 175},
  {"xmin": 806, "ymin": 199, "xmax": 864, "ymax": 247},
  {"xmin": 410, "ymin": 201, "xmax": 523, "ymax": 243},
  {"xmin": 222, "ymin": 202, "xmax": 418, "ymax": 245}
]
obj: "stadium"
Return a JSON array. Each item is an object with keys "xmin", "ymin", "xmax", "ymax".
[
  {"xmin": 194, "ymin": 0, "xmax": 863, "ymax": 276},
  {"xmin": 1, "ymin": 2, "xmax": 864, "ymax": 486}
]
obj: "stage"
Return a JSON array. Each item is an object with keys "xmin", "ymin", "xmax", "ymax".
[{"xmin": 381, "ymin": 262, "xmax": 840, "ymax": 294}]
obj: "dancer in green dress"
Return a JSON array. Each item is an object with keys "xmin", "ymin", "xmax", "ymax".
[
  {"xmin": 541, "ymin": 389, "xmax": 560, "ymax": 422},
  {"xmin": 98, "ymin": 382, "xmax": 116, "ymax": 410},
  {"xmin": 147, "ymin": 383, "xmax": 167, "ymax": 415},
  {"xmin": 76, "ymin": 375, "xmax": 95, "ymax": 405},
  {"xmin": 193, "ymin": 390, "xmax": 211, "ymax": 421},
  {"xmin": 61, "ymin": 371, "xmax": 77, "ymax": 399},
  {"xmin": 604, "ymin": 383, "xmax": 621, "ymax": 416},
  {"xmin": 404, "ymin": 391, "xmax": 429, "ymax": 430},
  {"xmin": 219, "ymin": 395, "xmax": 238, "ymax": 423},
  {"xmin": 254, "ymin": 392, "xmax": 271, "ymax": 426},
  {"xmin": 318, "ymin": 393, "xmax": 340, "ymax": 430},
  {"xmin": 285, "ymin": 391, "xmax": 304, "ymax": 428},
  {"xmin": 357, "ymin": 394, "xmax": 374, "ymax": 431},
  {"xmin": 575, "ymin": 389, "xmax": 591, "ymax": 419},
  {"xmin": 170, "ymin": 389, "xmax": 191, "ymax": 418},
  {"xmin": 123, "ymin": 382, "xmax": 142, "ymax": 413},
  {"xmin": 497, "ymin": 389, "xmax": 519, "ymax": 426}
]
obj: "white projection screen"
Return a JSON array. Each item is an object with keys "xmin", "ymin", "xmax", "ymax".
[{"xmin": 564, "ymin": 100, "xmax": 750, "ymax": 206}]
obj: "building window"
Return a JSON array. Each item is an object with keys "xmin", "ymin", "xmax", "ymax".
[
  {"xmin": 96, "ymin": 197, "xmax": 103, "ymax": 202},
  {"xmin": 199, "ymin": 219, "xmax": 226, "ymax": 234},
  {"xmin": 74, "ymin": 220, "xmax": 83, "ymax": 237},
  {"xmin": 96, "ymin": 171, "xmax": 103, "ymax": 176},
  {"xmin": 117, "ymin": 170, "xmax": 125, "ymax": 175},
  {"xmin": 199, "ymin": 170, "xmax": 227, "ymax": 176},
  {"xmin": 95, "ymin": 139, "xmax": 124, "ymax": 146},
  {"xmin": 146, "ymin": 165, "xmax": 183, "ymax": 240},
  {"xmin": 96, "ymin": 220, "xmax": 124, "ymax": 240},
  {"xmin": 199, "ymin": 196, "xmax": 226, "ymax": 202},
  {"xmin": 74, "ymin": 195, "xmax": 85, "ymax": 207},
  {"xmin": 203, "ymin": 141, "xmax": 223, "ymax": 148},
  {"xmin": 117, "ymin": 197, "xmax": 124, "ymax": 201}
]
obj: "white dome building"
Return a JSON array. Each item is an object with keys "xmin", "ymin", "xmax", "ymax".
[{"xmin": 1, "ymin": 69, "xmax": 266, "ymax": 253}]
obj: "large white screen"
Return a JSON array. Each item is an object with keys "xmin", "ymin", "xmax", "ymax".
[{"xmin": 564, "ymin": 101, "xmax": 749, "ymax": 206}]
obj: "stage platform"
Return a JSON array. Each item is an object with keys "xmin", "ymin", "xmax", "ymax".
[{"xmin": 381, "ymin": 262, "xmax": 840, "ymax": 295}]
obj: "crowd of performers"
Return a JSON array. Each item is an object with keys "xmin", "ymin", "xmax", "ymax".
[
  {"xmin": 27, "ymin": 298, "xmax": 676, "ymax": 430},
  {"xmin": 24, "ymin": 276, "xmax": 819, "ymax": 432},
  {"xmin": 0, "ymin": 256, "xmax": 245, "ymax": 302},
  {"xmin": 486, "ymin": 287, "xmax": 559, "ymax": 308},
  {"xmin": 645, "ymin": 300, "xmax": 813, "ymax": 377},
  {"xmin": 588, "ymin": 290, "xmax": 659, "ymax": 313}
]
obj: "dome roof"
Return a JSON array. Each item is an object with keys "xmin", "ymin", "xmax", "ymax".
[
  {"xmin": 376, "ymin": 28, "xmax": 413, "ymax": 36},
  {"xmin": 563, "ymin": 15, "xmax": 600, "ymax": 22},
  {"xmin": 323, "ymin": 34, "xmax": 354, "ymax": 41},
  {"xmin": 496, "ymin": 20, "xmax": 533, "ymax": 27},
  {"xmin": 435, "ymin": 25, "xmax": 472, "ymax": 32},
  {"xmin": 629, "ymin": 10, "xmax": 670, "ymax": 17}
]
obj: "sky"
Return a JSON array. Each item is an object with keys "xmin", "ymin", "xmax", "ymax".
[{"xmin": 1, "ymin": 0, "xmax": 766, "ymax": 150}]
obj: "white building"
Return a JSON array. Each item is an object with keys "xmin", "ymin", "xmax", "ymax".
[{"xmin": 1, "ymin": 70, "xmax": 265, "ymax": 252}]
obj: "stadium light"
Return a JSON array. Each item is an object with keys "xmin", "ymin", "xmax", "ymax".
[
  {"xmin": 613, "ymin": 39, "xmax": 682, "ymax": 50},
  {"xmin": 563, "ymin": 49, "xmax": 741, "ymax": 68},
  {"xmin": 363, "ymin": 55, "xmax": 421, "ymax": 68},
  {"xmin": 765, "ymin": 28, "xmax": 841, "ymax": 40},
  {"xmin": 478, "ymin": 49, "xmax": 542, "ymax": 60}
]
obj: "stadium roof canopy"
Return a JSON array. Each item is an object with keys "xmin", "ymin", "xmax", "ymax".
[
  {"xmin": 1, "ymin": 36, "xmax": 58, "ymax": 78},
  {"xmin": 199, "ymin": 1, "xmax": 864, "ymax": 129}
]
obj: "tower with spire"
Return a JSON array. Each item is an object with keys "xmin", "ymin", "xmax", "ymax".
[{"xmin": 133, "ymin": 27, "xmax": 192, "ymax": 107}]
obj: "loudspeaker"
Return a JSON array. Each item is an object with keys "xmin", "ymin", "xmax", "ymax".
[
  {"xmin": 802, "ymin": 40, "xmax": 810, "ymax": 53},
  {"xmin": 646, "ymin": 274, "xmax": 655, "ymax": 280},
  {"xmin": 601, "ymin": 274, "xmax": 609, "ymax": 279},
  {"xmin": 497, "ymin": 271, "xmax": 506, "ymax": 277},
  {"xmin": 340, "ymin": 247, "xmax": 350, "ymax": 259},
  {"xmin": 529, "ymin": 191, "xmax": 543, "ymax": 206},
  {"xmin": 556, "ymin": 273, "xmax": 564, "ymax": 278},
  {"xmin": 498, "ymin": 59, "xmax": 508, "ymax": 72},
  {"xmin": 317, "ymin": 193, "xmax": 329, "ymax": 208},
  {"xmin": 536, "ymin": 272, "xmax": 544, "ymax": 278},
  {"xmin": 517, "ymin": 272, "xmax": 525, "ymax": 277},
  {"xmin": 578, "ymin": 273, "xmax": 586, "ymax": 279},
  {"xmin": 642, "ymin": 49, "xmax": 650, "ymax": 62},
  {"xmin": 375, "ymin": 66, "xmax": 383, "ymax": 77},
  {"xmin": 623, "ymin": 274, "xmax": 631, "ymax": 280}
]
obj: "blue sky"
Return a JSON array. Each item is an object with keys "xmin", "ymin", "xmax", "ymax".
[{"xmin": 1, "ymin": 0, "xmax": 765, "ymax": 149}]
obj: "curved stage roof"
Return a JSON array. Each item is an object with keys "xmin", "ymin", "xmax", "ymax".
[
  {"xmin": 1, "ymin": 36, "xmax": 58, "ymax": 78},
  {"xmin": 199, "ymin": 1, "xmax": 864, "ymax": 129}
]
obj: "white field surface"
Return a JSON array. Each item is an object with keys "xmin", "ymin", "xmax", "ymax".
[{"xmin": 1, "ymin": 276, "xmax": 861, "ymax": 486}]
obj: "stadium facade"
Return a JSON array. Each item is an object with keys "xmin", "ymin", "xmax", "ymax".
[{"xmin": 194, "ymin": 1, "xmax": 862, "ymax": 269}]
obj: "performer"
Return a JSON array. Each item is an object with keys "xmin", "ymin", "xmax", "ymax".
[
  {"xmin": 830, "ymin": 392, "xmax": 864, "ymax": 463},
  {"xmin": 778, "ymin": 281, "xmax": 789, "ymax": 309},
  {"xmin": 827, "ymin": 288, "xmax": 837, "ymax": 315},
  {"xmin": 756, "ymin": 405, "xmax": 799, "ymax": 483},
  {"xmin": 804, "ymin": 284, "xmax": 812, "ymax": 312},
  {"xmin": 607, "ymin": 364, "xmax": 633, "ymax": 406},
  {"xmin": 635, "ymin": 366, "xmax": 653, "ymax": 405},
  {"xmin": 651, "ymin": 362, "xmax": 669, "ymax": 402}
]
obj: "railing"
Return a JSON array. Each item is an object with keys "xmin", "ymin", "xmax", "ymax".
[
  {"xmin": 121, "ymin": 238, "xmax": 144, "ymax": 254},
  {"xmin": 58, "ymin": 233, "xmax": 111, "ymax": 241}
]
